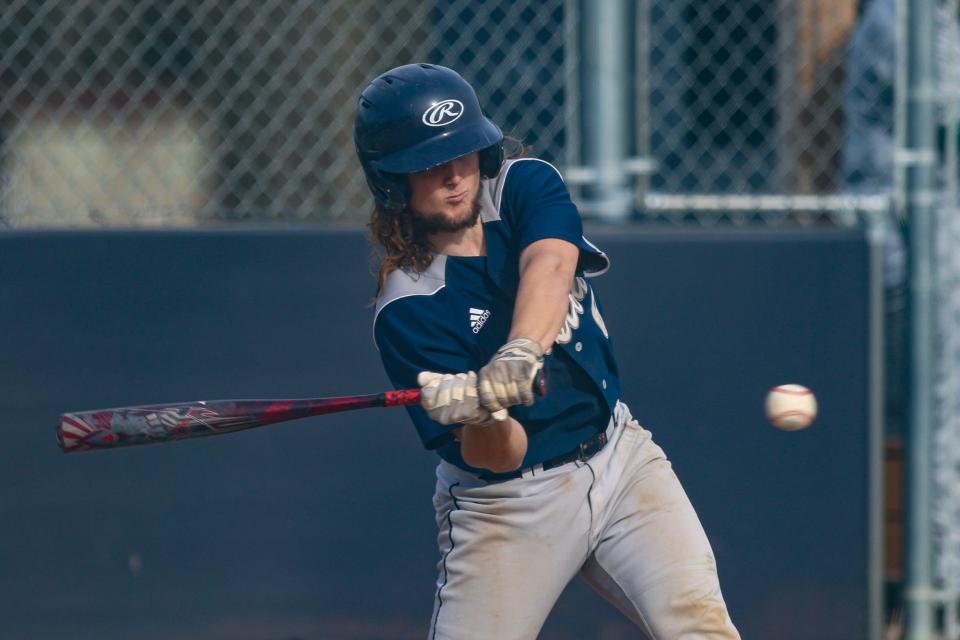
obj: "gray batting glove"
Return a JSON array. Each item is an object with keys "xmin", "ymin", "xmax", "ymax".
[
  {"xmin": 417, "ymin": 371, "xmax": 508, "ymax": 426},
  {"xmin": 478, "ymin": 337, "xmax": 544, "ymax": 413}
]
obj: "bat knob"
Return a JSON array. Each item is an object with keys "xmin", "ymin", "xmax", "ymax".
[{"xmin": 533, "ymin": 370, "xmax": 547, "ymax": 397}]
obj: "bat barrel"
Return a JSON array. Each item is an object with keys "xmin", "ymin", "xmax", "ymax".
[
  {"xmin": 54, "ymin": 393, "xmax": 411, "ymax": 453},
  {"xmin": 58, "ymin": 411, "xmax": 127, "ymax": 452},
  {"xmin": 57, "ymin": 413, "xmax": 89, "ymax": 452}
]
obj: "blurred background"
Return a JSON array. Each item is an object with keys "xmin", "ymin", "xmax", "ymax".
[
  {"xmin": 0, "ymin": 0, "xmax": 895, "ymax": 226},
  {"xmin": 1, "ymin": 0, "xmax": 958, "ymax": 638}
]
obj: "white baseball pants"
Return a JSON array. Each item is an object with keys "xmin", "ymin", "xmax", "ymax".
[{"xmin": 428, "ymin": 402, "xmax": 740, "ymax": 640}]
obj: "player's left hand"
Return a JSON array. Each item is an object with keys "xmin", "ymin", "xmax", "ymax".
[
  {"xmin": 418, "ymin": 371, "xmax": 506, "ymax": 426},
  {"xmin": 478, "ymin": 337, "xmax": 544, "ymax": 413}
]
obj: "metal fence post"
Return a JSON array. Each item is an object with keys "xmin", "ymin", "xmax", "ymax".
[
  {"xmin": 582, "ymin": 0, "xmax": 633, "ymax": 221},
  {"xmin": 901, "ymin": 0, "xmax": 939, "ymax": 635}
]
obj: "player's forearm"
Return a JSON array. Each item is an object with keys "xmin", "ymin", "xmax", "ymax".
[
  {"xmin": 508, "ymin": 239, "xmax": 579, "ymax": 352},
  {"xmin": 458, "ymin": 417, "xmax": 528, "ymax": 473}
]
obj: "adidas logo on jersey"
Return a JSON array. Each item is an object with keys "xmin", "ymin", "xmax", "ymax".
[{"xmin": 469, "ymin": 307, "xmax": 491, "ymax": 334}]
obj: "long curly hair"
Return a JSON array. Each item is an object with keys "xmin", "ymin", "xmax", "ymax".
[
  {"xmin": 368, "ymin": 139, "xmax": 523, "ymax": 296},
  {"xmin": 368, "ymin": 200, "xmax": 436, "ymax": 295}
]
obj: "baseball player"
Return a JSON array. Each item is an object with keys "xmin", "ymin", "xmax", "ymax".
[{"xmin": 355, "ymin": 63, "xmax": 740, "ymax": 640}]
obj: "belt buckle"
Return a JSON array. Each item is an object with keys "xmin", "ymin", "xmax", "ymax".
[
  {"xmin": 577, "ymin": 431, "xmax": 604, "ymax": 462},
  {"xmin": 583, "ymin": 431, "xmax": 606, "ymax": 460},
  {"xmin": 577, "ymin": 440, "xmax": 588, "ymax": 460}
]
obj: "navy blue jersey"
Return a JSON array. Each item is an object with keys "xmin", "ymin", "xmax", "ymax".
[{"xmin": 373, "ymin": 158, "xmax": 621, "ymax": 472}]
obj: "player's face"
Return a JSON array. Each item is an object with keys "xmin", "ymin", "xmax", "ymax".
[{"xmin": 407, "ymin": 153, "xmax": 482, "ymax": 232}]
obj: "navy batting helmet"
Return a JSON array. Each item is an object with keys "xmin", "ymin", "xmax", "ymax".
[{"xmin": 354, "ymin": 63, "xmax": 504, "ymax": 211}]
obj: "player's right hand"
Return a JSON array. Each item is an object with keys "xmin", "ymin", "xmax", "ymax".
[
  {"xmin": 417, "ymin": 371, "xmax": 507, "ymax": 426},
  {"xmin": 478, "ymin": 337, "xmax": 544, "ymax": 413}
]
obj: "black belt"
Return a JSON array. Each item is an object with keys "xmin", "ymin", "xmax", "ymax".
[{"xmin": 477, "ymin": 429, "xmax": 609, "ymax": 482}]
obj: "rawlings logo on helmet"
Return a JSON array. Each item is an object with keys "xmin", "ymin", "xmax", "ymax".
[{"xmin": 422, "ymin": 100, "xmax": 464, "ymax": 127}]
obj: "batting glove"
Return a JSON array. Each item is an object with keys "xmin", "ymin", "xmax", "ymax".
[
  {"xmin": 417, "ymin": 371, "xmax": 508, "ymax": 426},
  {"xmin": 478, "ymin": 337, "xmax": 544, "ymax": 413}
]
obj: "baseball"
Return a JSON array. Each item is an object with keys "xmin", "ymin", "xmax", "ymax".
[{"xmin": 765, "ymin": 384, "xmax": 817, "ymax": 431}]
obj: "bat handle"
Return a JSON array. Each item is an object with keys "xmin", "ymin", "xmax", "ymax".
[{"xmin": 385, "ymin": 370, "xmax": 548, "ymax": 409}]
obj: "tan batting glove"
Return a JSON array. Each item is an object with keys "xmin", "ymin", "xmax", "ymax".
[
  {"xmin": 417, "ymin": 371, "xmax": 508, "ymax": 426},
  {"xmin": 477, "ymin": 337, "xmax": 544, "ymax": 413}
]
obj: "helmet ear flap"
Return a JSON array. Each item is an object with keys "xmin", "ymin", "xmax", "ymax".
[
  {"xmin": 363, "ymin": 167, "xmax": 410, "ymax": 212},
  {"xmin": 479, "ymin": 142, "xmax": 504, "ymax": 179}
]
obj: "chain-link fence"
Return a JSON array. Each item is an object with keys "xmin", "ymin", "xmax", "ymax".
[
  {"xmin": 640, "ymin": 0, "xmax": 892, "ymax": 225},
  {"xmin": 0, "ymin": 0, "xmax": 569, "ymax": 226},
  {"xmin": 0, "ymin": 0, "xmax": 896, "ymax": 228}
]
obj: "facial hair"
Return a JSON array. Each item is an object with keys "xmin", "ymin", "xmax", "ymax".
[{"xmin": 410, "ymin": 191, "xmax": 482, "ymax": 237}]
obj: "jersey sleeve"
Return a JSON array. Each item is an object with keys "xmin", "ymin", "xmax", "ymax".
[
  {"xmin": 500, "ymin": 159, "xmax": 609, "ymax": 275},
  {"xmin": 374, "ymin": 300, "xmax": 479, "ymax": 451}
]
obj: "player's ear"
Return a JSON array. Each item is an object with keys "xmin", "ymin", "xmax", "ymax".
[{"xmin": 479, "ymin": 141, "xmax": 503, "ymax": 178}]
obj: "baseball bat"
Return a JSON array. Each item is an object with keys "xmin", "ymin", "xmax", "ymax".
[
  {"xmin": 57, "ymin": 373, "xmax": 547, "ymax": 453},
  {"xmin": 56, "ymin": 389, "xmax": 422, "ymax": 453}
]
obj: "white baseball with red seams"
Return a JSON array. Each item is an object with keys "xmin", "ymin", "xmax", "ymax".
[{"xmin": 765, "ymin": 384, "xmax": 818, "ymax": 430}]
